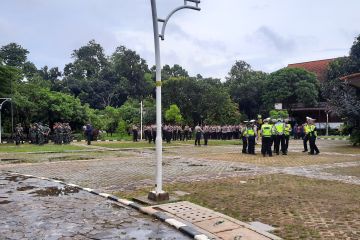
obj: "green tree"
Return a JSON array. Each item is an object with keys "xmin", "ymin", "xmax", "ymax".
[
  {"xmin": 225, "ymin": 61, "xmax": 268, "ymax": 119},
  {"xmin": 165, "ymin": 104, "xmax": 183, "ymax": 124},
  {"xmin": 322, "ymin": 34, "xmax": 360, "ymax": 144},
  {"xmin": 161, "ymin": 64, "xmax": 189, "ymax": 80},
  {"xmin": 111, "ymin": 45, "xmax": 152, "ymax": 99},
  {"xmin": 0, "ymin": 65, "xmax": 19, "ymax": 97},
  {"xmin": 0, "ymin": 43, "xmax": 29, "ymax": 67},
  {"xmin": 264, "ymin": 68, "xmax": 319, "ymax": 109},
  {"xmin": 269, "ymin": 109, "xmax": 289, "ymax": 119}
]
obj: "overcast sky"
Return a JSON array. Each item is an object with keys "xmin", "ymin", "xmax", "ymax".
[{"xmin": 1, "ymin": 0, "xmax": 359, "ymax": 79}]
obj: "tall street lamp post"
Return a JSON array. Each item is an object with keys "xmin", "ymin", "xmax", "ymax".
[
  {"xmin": 148, "ymin": 0, "xmax": 201, "ymax": 201},
  {"xmin": 0, "ymin": 98, "xmax": 12, "ymax": 143}
]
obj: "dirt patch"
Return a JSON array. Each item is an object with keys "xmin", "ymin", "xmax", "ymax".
[
  {"xmin": 161, "ymin": 174, "xmax": 360, "ymax": 239},
  {"xmin": 194, "ymin": 152, "xmax": 360, "ymax": 167}
]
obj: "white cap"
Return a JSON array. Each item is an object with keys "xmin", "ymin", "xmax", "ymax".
[{"xmin": 250, "ymin": 120, "xmax": 256, "ymax": 123}]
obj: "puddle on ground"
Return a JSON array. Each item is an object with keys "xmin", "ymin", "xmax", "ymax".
[
  {"xmin": 52, "ymin": 177, "xmax": 65, "ymax": 182},
  {"xmin": 0, "ymin": 200, "xmax": 11, "ymax": 204},
  {"xmin": 231, "ymin": 167, "xmax": 250, "ymax": 172},
  {"xmin": 0, "ymin": 158, "xmax": 24, "ymax": 164},
  {"xmin": 5, "ymin": 175, "xmax": 31, "ymax": 182},
  {"xmin": 1, "ymin": 158, "xmax": 19, "ymax": 161},
  {"xmin": 188, "ymin": 164, "xmax": 207, "ymax": 167},
  {"xmin": 48, "ymin": 156, "xmax": 94, "ymax": 162},
  {"xmin": 30, "ymin": 186, "xmax": 79, "ymax": 197},
  {"xmin": 109, "ymin": 202, "xmax": 125, "ymax": 210},
  {"xmin": 17, "ymin": 186, "xmax": 37, "ymax": 191}
]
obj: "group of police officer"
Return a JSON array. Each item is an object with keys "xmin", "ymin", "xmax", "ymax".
[
  {"xmin": 13, "ymin": 122, "xmax": 72, "ymax": 145},
  {"xmin": 52, "ymin": 122, "xmax": 72, "ymax": 144},
  {"xmin": 241, "ymin": 116, "xmax": 319, "ymax": 157}
]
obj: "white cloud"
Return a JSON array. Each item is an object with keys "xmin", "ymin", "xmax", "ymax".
[{"xmin": 0, "ymin": 0, "xmax": 359, "ymax": 79}]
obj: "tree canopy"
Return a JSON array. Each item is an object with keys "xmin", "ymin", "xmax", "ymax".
[{"xmin": 4, "ymin": 36, "xmax": 359, "ymax": 137}]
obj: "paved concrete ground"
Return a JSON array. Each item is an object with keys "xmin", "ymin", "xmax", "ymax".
[
  {"xmin": 0, "ymin": 172, "xmax": 189, "ymax": 240},
  {"xmin": 1, "ymin": 140, "xmax": 359, "ymax": 192},
  {"xmin": 0, "ymin": 139, "xmax": 359, "ymax": 239}
]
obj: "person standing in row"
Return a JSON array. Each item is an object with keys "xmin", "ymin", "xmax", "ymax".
[
  {"xmin": 247, "ymin": 120, "xmax": 257, "ymax": 154},
  {"xmin": 241, "ymin": 121, "xmax": 248, "ymax": 153},
  {"xmin": 261, "ymin": 118, "xmax": 272, "ymax": 157},
  {"xmin": 14, "ymin": 123, "xmax": 24, "ymax": 145},
  {"xmin": 308, "ymin": 118, "xmax": 320, "ymax": 155},
  {"xmin": 284, "ymin": 119, "xmax": 291, "ymax": 154},
  {"xmin": 194, "ymin": 124, "xmax": 203, "ymax": 146},
  {"xmin": 203, "ymin": 124, "xmax": 210, "ymax": 146},
  {"xmin": 85, "ymin": 123, "xmax": 93, "ymax": 145},
  {"xmin": 302, "ymin": 117, "xmax": 311, "ymax": 152},
  {"xmin": 273, "ymin": 119, "xmax": 285, "ymax": 155}
]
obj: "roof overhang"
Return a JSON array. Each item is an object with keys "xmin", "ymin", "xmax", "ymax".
[{"xmin": 340, "ymin": 73, "xmax": 360, "ymax": 88}]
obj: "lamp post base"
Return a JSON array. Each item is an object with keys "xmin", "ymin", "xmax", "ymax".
[{"xmin": 148, "ymin": 190, "xmax": 169, "ymax": 202}]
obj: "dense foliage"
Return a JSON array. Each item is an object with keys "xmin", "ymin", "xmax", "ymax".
[
  {"xmin": 1, "ymin": 35, "xmax": 359, "ymax": 139},
  {"xmin": 322, "ymin": 35, "xmax": 360, "ymax": 144}
]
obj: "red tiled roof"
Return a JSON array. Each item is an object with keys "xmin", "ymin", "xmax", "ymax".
[{"xmin": 287, "ymin": 58, "xmax": 335, "ymax": 82}]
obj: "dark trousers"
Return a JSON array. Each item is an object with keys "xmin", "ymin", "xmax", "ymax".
[
  {"xmin": 284, "ymin": 135, "xmax": 289, "ymax": 153},
  {"xmin": 204, "ymin": 132, "xmax": 209, "ymax": 145},
  {"xmin": 274, "ymin": 135, "xmax": 285, "ymax": 154},
  {"xmin": 86, "ymin": 134, "xmax": 92, "ymax": 145},
  {"xmin": 303, "ymin": 135, "xmax": 309, "ymax": 151},
  {"xmin": 184, "ymin": 130, "xmax": 189, "ymax": 140},
  {"xmin": 147, "ymin": 132, "xmax": 152, "ymax": 143},
  {"xmin": 195, "ymin": 132, "xmax": 201, "ymax": 146},
  {"xmin": 309, "ymin": 136, "xmax": 319, "ymax": 154},
  {"xmin": 152, "ymin": 131, "xmax": 156, "ymax": 143},
  {"xmin": 132, "ymin": 130, "xmax": 138, "ymax": 142},
  {"xmin": 166, "ymin": 131, "xmax": 172, "ymax": 143},
  {"xmin": 247, "ymin": 136, "xmax": 255, "ymax": 154},
  {"xmin": 261, "ymin": 137, "xmax": 272, "ymax": 156},
  {"xmin": 242, "ymin": 136, "xmax": 247, "ymax": 153}
]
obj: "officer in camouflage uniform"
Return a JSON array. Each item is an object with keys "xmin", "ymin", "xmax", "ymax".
[
  {"xmin": 14, "ymin": 124, "xmax": 24, "ymax": 145},
  {"xmin": 43, "ymin": 124, "xmax": 51, "ymax": 144},
  {"xmin": 29, "ymin": 124, "xmax": 36, "ymax": 144},
  {"xmin": 63, "ymin": 123, "xmax": 72, "ymax": 144},
  {"xmin": 36, "ymin": 123, "xmax": 45, "ymax": 145}
]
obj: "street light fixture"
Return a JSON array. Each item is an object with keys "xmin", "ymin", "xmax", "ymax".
[
  {"xmin": 0, "ymin": 98, "xmax": 12, "ymax": 143},
  {"xmin": 148, "ymin": 0, "xmax": 201, "ymax": 201}
]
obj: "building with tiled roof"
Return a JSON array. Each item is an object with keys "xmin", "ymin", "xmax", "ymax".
[
  {"xmin": 285, "ymin": 58, "xmax": 342, "ymax": 130},
  {"xmin": 340, "ymin": 72, "xmax": 360, "ymax": 88},
  {"xmin": 287, "ymin": 58, "xmax": 335, "ymax": 82}
]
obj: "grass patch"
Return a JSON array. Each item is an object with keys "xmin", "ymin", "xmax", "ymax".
[
  {"xmin": 0, "ymin": 143, "xmax": 86, "ymax": 153},
  {"xmin": 92, "ymin": 141, "xmax": 191, "ymax": 149},
  {"xmin": 125, "ymin": 174, "xmax": 360, "ymax": 239},
  {"xmin": 324, "ymin": 166, "xmax": 360, "ymax": 177},
  {"xmin": 319, "ymin": 135, "xmax": 349, "ymax": 140},
  {"xmin": 205, "ymin": 139, "xmax": 242, "ymax": 146}
]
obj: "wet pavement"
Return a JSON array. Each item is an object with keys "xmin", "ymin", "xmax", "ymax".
[{"xmin": 0, "ymin": 172, "xmax": 190, "ymax": 240}]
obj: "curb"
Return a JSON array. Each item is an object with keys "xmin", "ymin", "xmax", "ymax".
[
  {"xmin": 318, "ymin": 137, "xmax": 348, "ymax": 141},
  {"xmin": 5, "ymin": 171, "xmax": 210, "ymax": 240}
]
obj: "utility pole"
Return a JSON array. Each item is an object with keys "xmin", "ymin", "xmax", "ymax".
[
  {"xmin": 140, "ymin": 100, "xmax": 143, "ymax": 140},
  {"xmin": 148, "ymin": 0, "xmax": 201, "ymax": 201}
]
